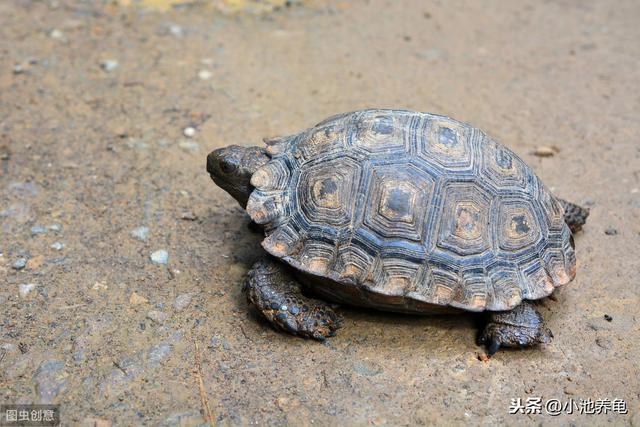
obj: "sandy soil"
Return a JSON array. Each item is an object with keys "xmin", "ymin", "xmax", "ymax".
[{"xmin": 1, "ymin": 0, "xmax": 639, "ymax": 425}]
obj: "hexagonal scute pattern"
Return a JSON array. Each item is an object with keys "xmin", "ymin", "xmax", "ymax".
[
  {"xmin": 297, "ymin": 156, "xmax": 362, "ymax": 228},
  {"xmin": 417, "ymin": 116, "xmax": 476, "ymax": 172},
  {"xmin": 436, "ymin": 182, "xmax": 493, "ymax": 256},
  {"xmin": 363, "ymin": 163, "xmax": 436, "ymax": 242},
  {"xmin": 496, "ymin": 199, "xmax": 542, "ymax": 252},
  {"xmin": 253, "ymin": 109, "xmax": 576, "ymax": 312},
  {"xmin": 348, "ymin": 110, "xmax": 414, "ymax": 155},
  {"xmin": 481, "ymin": 137, "xmax": 530, "ymax": 191},
  {"xmin": 295, "ymin": 122, "xmax": 348, "ymax": 162}
]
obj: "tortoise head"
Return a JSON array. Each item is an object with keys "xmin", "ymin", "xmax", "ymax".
[{"xmin": 206, "ymin": 145, "xmax": 270, "ymax": 208}]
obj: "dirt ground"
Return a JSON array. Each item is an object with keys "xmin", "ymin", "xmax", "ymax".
[{"xmin": 1, "ymin": 0, "xmax": 639, "ymax": 425}]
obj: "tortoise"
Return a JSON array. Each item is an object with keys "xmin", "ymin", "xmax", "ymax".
[{"xmin": 206, "ymin": 109, "xmax": 589, "ymax": 354}]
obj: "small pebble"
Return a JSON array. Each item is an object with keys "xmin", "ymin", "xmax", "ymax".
[
  {"xmin": 146, "ymin": 310, "xmax": 168, "ymax": 324},
  {"xmin": 100, "ymin": 59, "xmax": 119, "ymax": 72},
  {"xmin": 12, "ymin": 258, "xmax": 27, "ymax": 270},
  {"xmin": 477, "ymin": 352, "xmax": 490, "ymax": 362},
  {"xmin": 150, "ymin": 250, "xmax": 169, "ymax": 265},
  {"xmin": 180, "ymin": 211, "xmax": 197, "ymax": 221},
  {"xmin": 1, "ymin": 343, "xmax": 18, "ymax": 356},
  {"xmin": 183, "ymin": 127, "xmax": 196, "ymax": 138},
  {"xmin": 533, "ymin": 146, "xmax": 558, "ymax": 157},
  {"xmin": 8, "ymin": 182, "xmax": 38, "ymax": 196},
  {"xmin": 603, "ymin": 314, "xmax": 613, "ymax": 322},
  {"xmin": 173, "ymin": 293, "xmax": 193, "ymax": 312},
  {"xmin": 13, "ymin": 64, "xmax": 25, "ymax": 75},
  {"xmin": 198, "ymin": 70, "xmax": 212, "ymax": 80},
  {"xmin": 31, "ymin": 225, "xmax": 47, "ymax": 235},
  {"xmin": 129, "ymin": 292, "xmax": 149, "ymax": 305},
  {"xmin": 48, "ymin": 223, "xmax": 62, "ymax": 232},
  {"xmin": 18, "ymin": 283, "xmax": 36, "ymax": 298},
  {"xmin": 34, "ymin": 360, "xmax": 68, "ymax": 403},
  {"xmin": 168, "ymin": 24, "xmax": 184, "ymax": 37},
  {"xmin": 148, "ymin": 343, "xmax": 172, "ymax": 366},
  {"xmin": 604, "ymin": 228, "xmax": 617, "ymax": 235},
  {"xmin": 131, "ymin": 226, "xmax": 149, "ymax": 241},
  {"xmin": 92, "ymin": 282, "xmax": 108, "ymax": 291},
  {"xmin": 49, "ymin": 29, "xmax": 65, "ymax": 40},
  {"xmin": 51, "ymin": 242, "xmax": 64, "ymax": 251},
  {"xmin": 71, "ymin": 350, "xmax": 85, "ymax": 363}
]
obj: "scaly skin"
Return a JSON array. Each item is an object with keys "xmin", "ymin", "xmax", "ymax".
[
  {"xmin": 244, "ymin": 258, "xmax": 342, "ymax": 340},
  {"xmin": 206, "ymin": 145, "xmax": 269, "ymax": 208},
  {"xmin": 558, "ymin": 198, "xmax": 590, "ymax": 233},
  {"xmin": 478, "ymin": 301, "xmax": 553, "ymax": 355}
]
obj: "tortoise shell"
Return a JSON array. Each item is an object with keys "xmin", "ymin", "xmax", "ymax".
[{"xmin": 246, "ymin": 109, "xmax": 575, "ymax": 313}]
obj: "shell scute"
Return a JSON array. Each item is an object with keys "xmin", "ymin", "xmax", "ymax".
[{"xmin": 249, "ymin": 109, "xmax": 576, "ymax": 312}]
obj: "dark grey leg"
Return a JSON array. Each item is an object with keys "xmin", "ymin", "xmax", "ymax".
[
  {"xmin": 558, "ymin": 198, "xmax": 589, "ymax": 233},
  {"xmin": 478, "ymin": 301, "xmax": 553, "ymax": 355},
  {"xmin": 244, "ymin": 258, "xmax": 342, "ymax": 340}
]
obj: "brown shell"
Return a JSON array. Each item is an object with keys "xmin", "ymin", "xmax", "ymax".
[{"xmin": 246, "ymin": 110, "xmax": 575, "ymax": 312}]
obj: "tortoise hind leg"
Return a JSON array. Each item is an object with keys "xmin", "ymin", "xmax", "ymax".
[
  {"xmin": 557, "ymin": 198, "xmax": 589, "ymax": 233},
  {"xmin": 244, "ymin": 258, "xmax": 342, "ymax": 340},
  {"xmin": 478, "ymin": 301, "xmax": 553, "ymax": 355}
]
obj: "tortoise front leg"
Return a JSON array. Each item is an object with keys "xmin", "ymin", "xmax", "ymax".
[
  {"xmin": 478, "ymin": 301, "xmax": 553, "ymax": 355},
  {"xmin": 557, "ymin": 198, "xmax": 589, "ymax": 233},
  {"xmin": 244, "ymin": 258, "xmax": 342, "ymax": 340}
]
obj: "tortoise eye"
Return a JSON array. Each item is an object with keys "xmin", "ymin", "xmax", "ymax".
[{"xmin": 221, "ymin": 161, "xmax": 238, "ymax": 174}]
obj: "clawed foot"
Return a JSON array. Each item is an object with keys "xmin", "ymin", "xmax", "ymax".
[
  {"xmin": 478, "ymin": 301, "xmax": 553, "ymax": 355},
  {"xmin": 245, "ymin": 258, "xmax": 342, "ymax": 340}
]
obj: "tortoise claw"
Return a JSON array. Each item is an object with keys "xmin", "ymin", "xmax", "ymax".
[
  {"xmin": 487, "ymin": 339, "xmax": 501, "ymax": 356},
  {"xmin": 312, "ymin": 331, "xmax": 327, "ymax": 341},
  {"xmin": 245, "ymin": 258, "xmax": 343, "ymax": 340}
]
